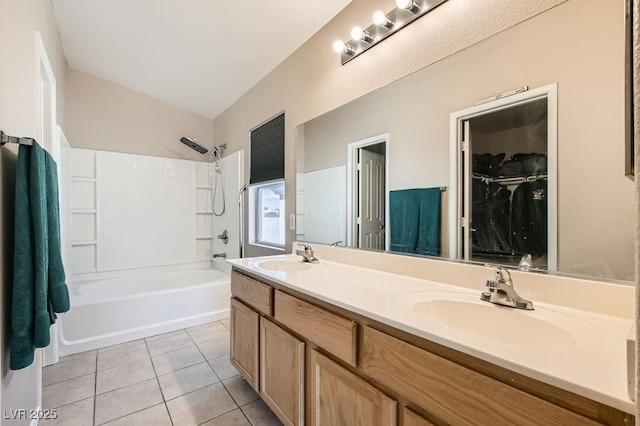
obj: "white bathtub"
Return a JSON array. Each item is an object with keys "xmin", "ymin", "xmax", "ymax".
[{"xmin": 58, "ymin": 265, "xmax": 231, "ymax": 356}]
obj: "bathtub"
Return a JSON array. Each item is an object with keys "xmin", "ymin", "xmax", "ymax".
[{"xmin": 58, "ymin": 264, "xmax": 231, "ymax": 356}]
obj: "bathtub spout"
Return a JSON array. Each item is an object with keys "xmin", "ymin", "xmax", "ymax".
[{"xmin": 212, "ymin": 253, "xmax": 227, "ymax": 259}]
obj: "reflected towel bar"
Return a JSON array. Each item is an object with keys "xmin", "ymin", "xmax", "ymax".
[{"xmin": 0, "ymin": 130, "xmax": 34, "ymax": 146}]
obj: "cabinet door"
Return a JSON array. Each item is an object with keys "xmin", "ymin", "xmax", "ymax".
[
  {"xmin": 230, "ymin": 298, "xmax": 259, "ymax": 390},
  {"xmin": 310, "ymin": 349, "xmax": 397, "ymax": 426},
  {"xmin": 260, "ymin": 318, "xmax": 305, "ymax": 426}
]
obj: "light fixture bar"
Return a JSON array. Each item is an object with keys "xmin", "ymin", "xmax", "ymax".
[{"xmin": 339, "ymin": 0, "xmax": 448, "ymax": 66}]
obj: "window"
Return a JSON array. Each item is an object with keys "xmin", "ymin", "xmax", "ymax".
[
  {"xmin": 255, "ymin": 181, "xmax": 285, "ymax": 247},
  {"xmin": 250, "ymin": 113, "xmax": 285, "ymax": 248}
]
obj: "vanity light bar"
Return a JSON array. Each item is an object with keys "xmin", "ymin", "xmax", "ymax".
[{"xmin": 335, "ymin": 0, "xmax": 449, "ymax": 66}]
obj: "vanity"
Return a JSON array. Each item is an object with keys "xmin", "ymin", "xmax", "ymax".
[{"xmin": 228, "ymin": 247, "xmax": 635, "ymax": 426}]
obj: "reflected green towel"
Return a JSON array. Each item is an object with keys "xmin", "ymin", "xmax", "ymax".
[
  {"xmin": 389, "ymin": 188, "xmax": 441, "ymax": 256},
  {"xmin": 10, "ymin": 142, "xmax": 69, "ymax": 370},
  {"xmin": 389, "ymin": 189, "xmax": 421, "ymax": 253},
  {"xmin": 416, "ymin": 188, "xmax": 441, "ymax": 256}
]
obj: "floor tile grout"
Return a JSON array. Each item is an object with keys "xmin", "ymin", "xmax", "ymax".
[
  {"xmin": 156, "ymin": 360, "xmax": 215, "ymax": 380},
  {"xmin": 42, "ymin": 370, "xmax": 96, "ymax": 388},
  {"xmin": 96, "ymin": 402, "xmax": 167, "ymax": 426},
  {"xmin": 194, "ymin": 406, "xmax": 241, "ymax": 426},
  {"xmin": 143, "ymin": 337, "xmax": 172, "ymax": 422}
]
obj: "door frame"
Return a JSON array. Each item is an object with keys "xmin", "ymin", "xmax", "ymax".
[
  {"xmin": 346, "ymin": 133, "xmax": 390, "ymax": 250},
  {"xmin": 35, "ymin": 29, "xmax": 58, "ymax": 414},
  {"xmin": 448, "ymin": 83, "xmax": 558, "ymax": 271}
]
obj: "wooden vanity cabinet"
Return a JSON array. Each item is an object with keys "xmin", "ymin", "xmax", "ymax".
[
  {"xmin": 361, "ymin": 326, "xmax": 600, "ymax": 426},
  {"xmin": 260, "ymin": 317, "xmax": 305, "ymax": 426},
  {"xmin": 229, "ymin": 269, "xmax": 634, "ymax": 426},
  {"xmin": 309, "ymin": 349, "xmax": 397, "ymax": 426},
  {"xmin": 229, "ymin": 298, "xmax": 259, "ymax": 390}
]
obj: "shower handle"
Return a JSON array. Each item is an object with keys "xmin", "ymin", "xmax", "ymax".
[{"xmin": 217, "ymin": 229, "xmax": 229, "ymax": 244}]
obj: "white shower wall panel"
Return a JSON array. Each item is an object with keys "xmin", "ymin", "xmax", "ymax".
[
  {"xmin": 303, "ymin": 166, "xmax": 346, "ymax": 245},
  {"xmin": 96, "ymin": 151, "xmax": 196, "ymax": 271},
  {"xmin": 71, "ymin": 181, "xmax": 96, "ymax": 210}
]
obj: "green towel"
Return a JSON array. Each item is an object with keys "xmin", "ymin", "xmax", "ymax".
[
  {"xmin": 389, "ymin": 188, "xmax": 441, "ymax": 256},
  {"xmin": 10, "ymin": 142, "xmax": 70, "ymax": 370}
]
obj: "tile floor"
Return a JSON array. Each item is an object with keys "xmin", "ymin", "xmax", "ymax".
[{"xmin": 41, "ymin": 319, "xmax": 283, "ymax": 426}]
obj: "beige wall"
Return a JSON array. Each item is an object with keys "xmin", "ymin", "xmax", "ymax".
[
  {"xmin": 213, "ymin": 0, "xmax": 566, "ymax": 257},
  {"xmin": 0, "ymin": 0, "xmax": 68, "ymax": 423},
  {"xmin": 299, "ymin": 0, "xmax": 634, "ymax": 281},
  {"xmin": 66, "ymin": 68, "xmax": 214, "ymax": 161}
]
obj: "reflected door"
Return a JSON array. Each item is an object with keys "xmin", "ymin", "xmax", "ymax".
[
  {"xmin": 455, "ymin": 89, "xmax": 556, "ymax": 271},
  {"xmin": 358, "ymin": 149, "xmax": 385, "ymax": 250}
]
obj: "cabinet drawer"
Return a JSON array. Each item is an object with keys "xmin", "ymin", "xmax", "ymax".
[
  {"xmin": 274, "ymin": 290, "xmax": 357, "ymax": 366},
  {"xmin": 231, "ymin": 271, "xmax": 272, "ymax": 316},
  {"xmin": 362, "ymin": 326, "xmax": 599, "ymax": 426}
]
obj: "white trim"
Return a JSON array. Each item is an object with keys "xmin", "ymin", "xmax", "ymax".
[
  {"xmin": 35, "ymin": 32, "xmax": 56, "ymax": 153},
  {"xmin": 249, "ymin": 180, "xmax": 286, "ymax": 249},
  {"xmin": 448, "ymin": 83, "xmax": 558, "ymax": 270},
  {"xmin": 346, "ymin": 133, "xmax": 390, "ymax": 250},
  {"xmin": 35, "ymin": 30, "xmax": 58, "ymax": 409}
]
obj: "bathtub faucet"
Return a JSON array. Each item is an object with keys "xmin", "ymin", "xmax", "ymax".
[{"xmin": 212, "ymin": 253, "xmax": 227, "ymax": 259}]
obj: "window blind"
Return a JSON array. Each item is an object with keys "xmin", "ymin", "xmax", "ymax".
[{"xmin": 250, "ymin": 113, "xmax": 285, "ymax": 184}]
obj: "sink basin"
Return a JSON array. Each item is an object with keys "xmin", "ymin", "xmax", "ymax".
[
  {"xmin": 257, "ymin": 259, "xmax": 313, "ymax": 272},
  {"xmin": 409, "ymin": 293, "xmax": 575, "ymax": 348}
]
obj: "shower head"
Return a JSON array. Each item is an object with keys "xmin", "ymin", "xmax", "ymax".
[{"xmin": 180, "ymin": 137, "xmax": 209, "ymax": 154}]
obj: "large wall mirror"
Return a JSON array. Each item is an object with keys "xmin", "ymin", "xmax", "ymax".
[{"xmin": 296, "ymin": 0, "xmax": 635, "ymax": 283}]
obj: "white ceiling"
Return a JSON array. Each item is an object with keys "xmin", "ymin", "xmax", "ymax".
[{"xmin": 52, "ymin": 0, "xmax": 351, "ymax": 119}]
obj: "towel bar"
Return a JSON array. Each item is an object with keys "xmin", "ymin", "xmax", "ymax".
[{"xmin": 0, "ymin": 130, "xmax": 34, "ymax": 146}]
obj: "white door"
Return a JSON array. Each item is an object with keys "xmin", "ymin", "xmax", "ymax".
[{"xmin": 358, "ymin": 149, "xmax": 385, "ymax": 249}]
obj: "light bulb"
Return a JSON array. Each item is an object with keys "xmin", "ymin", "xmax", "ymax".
[
  {"xmin": 350, "ymin": 26, "xmax": 373, "ymax": 43},
  {"xmin": 351, "ymin": 26, "xmax": 364, "ymax": 41},
  {"xmin": 333, "ymin": 40, "xmax": 346, "ymax": 53},
  {"xmin": 396, "ymin": 0, "xmax": 419, "ymax": 12},
  {"xmin": 372, "ymin": 10, "xmax": 394, "ymax": 28},
  {"xmin": 372, "ymin": 10, "xmax": 386, "ymax": 26}
]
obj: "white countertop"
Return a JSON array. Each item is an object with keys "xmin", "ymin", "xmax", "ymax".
[{"xmin": 228, "ymin": 254, "xmax": 635, "ymax": 415}]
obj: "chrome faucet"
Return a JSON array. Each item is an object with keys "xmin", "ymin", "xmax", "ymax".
[
  {"xmin": 212, "ymin": 253, "xmax": 227, "ymax": 259},
  {"xmin": 481, "ymin": 266, "xmax": 534, "ymax": 310},
  {"xmin": 295, "ymin": 244, "xmax": 319, "ymax": 263}
]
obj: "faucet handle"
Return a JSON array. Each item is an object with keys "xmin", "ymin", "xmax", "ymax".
[
  {"xmin": 495, "ymin": 267, "xmax": 511, "ymax": 283},
  {"xmin": 483, "ymin": 263, "xmax": 512, "ymax": 284},
  {"xmin": 298, "ymin": 244, "xmax": 312, "ymax": 253}
]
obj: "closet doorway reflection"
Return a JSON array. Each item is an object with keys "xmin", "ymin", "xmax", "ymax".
[{"xmin": 450, "ymin": 84, "xmax": 557, "ymax": 271}]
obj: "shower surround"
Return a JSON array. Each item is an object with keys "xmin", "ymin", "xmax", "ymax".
[{"xmin": 57, "ymin": 148, "xmax": 244, "ymax": 355}]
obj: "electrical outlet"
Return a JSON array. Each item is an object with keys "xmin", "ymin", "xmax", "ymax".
[{"xmin": 289, "ymin": 213, "xmax": 296, "ymax": 230}]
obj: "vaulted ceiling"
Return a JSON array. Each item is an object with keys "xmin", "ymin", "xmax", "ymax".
[{"xmin": 52, "ymin": 0, "xmax": 351, "ymax": 119}]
